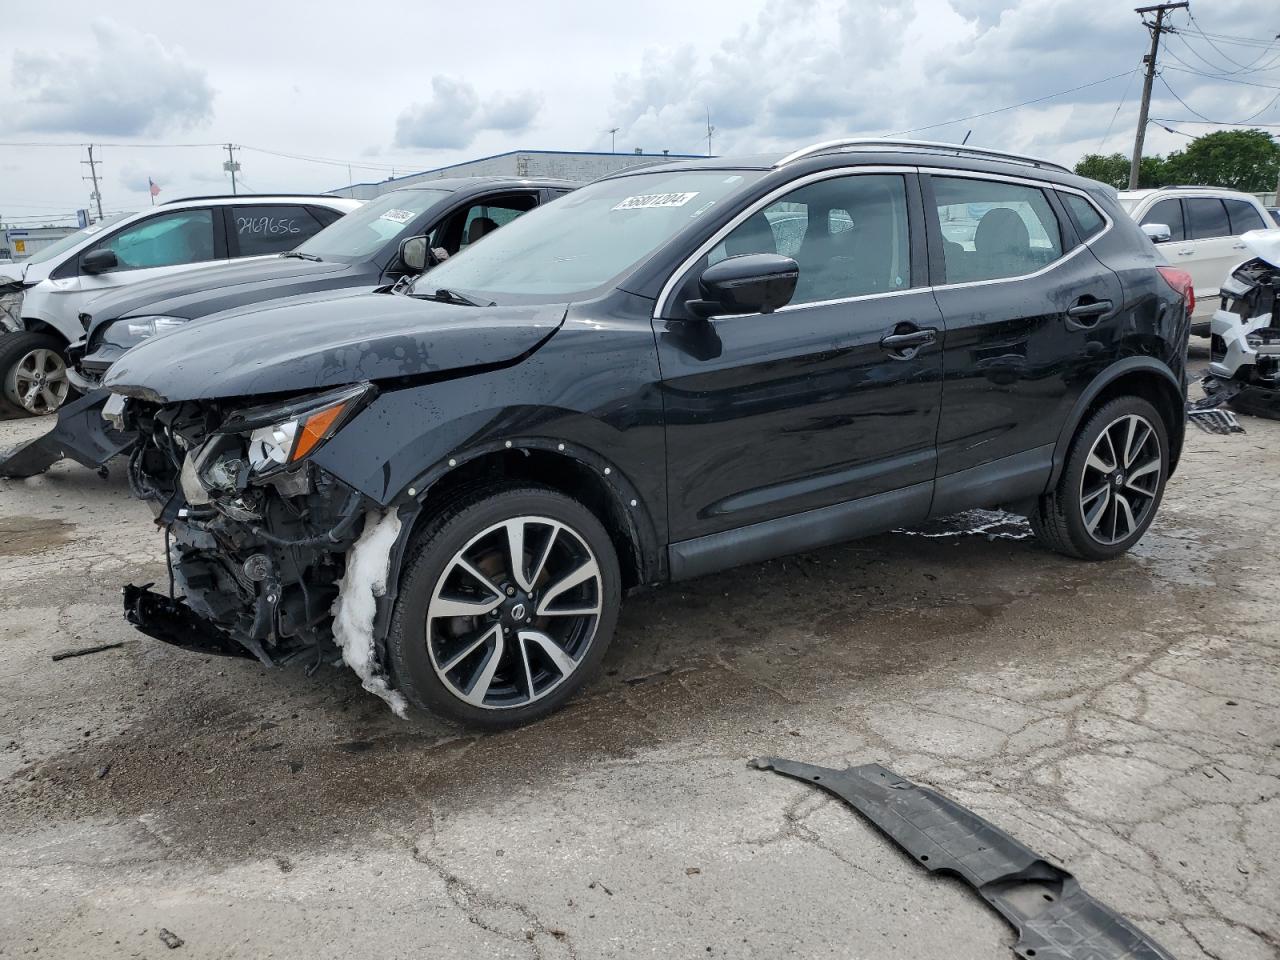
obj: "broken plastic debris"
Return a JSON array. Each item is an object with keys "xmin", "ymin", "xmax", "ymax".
[
  {"xmin": 1187, "ymin": 408, "xmax": 1245, "ymax": 435},
  {"xmin": 330, "ymin": 509, "xmax": 409, "ymax": 718},
  {"xmin": 894, "ymin": 509, "xmax": 1031, "ymax": 541}
]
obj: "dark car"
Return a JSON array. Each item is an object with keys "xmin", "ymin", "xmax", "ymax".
[
  {"xmin": 70, "ymin": 177, "xmax": 574, "ymax": 386},
  {"xmin": 104, "ymin": 139, "xmax": 1192, "ymax": 729}
]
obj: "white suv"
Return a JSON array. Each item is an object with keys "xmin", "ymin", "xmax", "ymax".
[
  {"xmin": 1118, "ymin": 186, "xmax": 1275, "ymax": 334},
  {"xmin": 0, "ymin": 194, "xmax": 360, "ymax": 416}
]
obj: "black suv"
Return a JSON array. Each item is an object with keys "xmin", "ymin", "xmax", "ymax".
[
  {"xmin": 105, "ymin": 139, "xmax": 1192, "ymax": 729},
  {"xmin": 70, "ymin": 177, "xmax": 574, "ymax": 387}
]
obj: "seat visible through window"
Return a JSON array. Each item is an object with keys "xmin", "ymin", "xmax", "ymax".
[
  {"xmin": 708, "ymin": 174, "xmax": 911, "ymax": 307},
  {"xmin": 933, "ymin": 176, "xmax": 1062, "ymax": 283}
]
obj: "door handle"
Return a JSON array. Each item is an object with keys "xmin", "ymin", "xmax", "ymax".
[
  {"xmin": 1232, "ymin": 243, "xmax": 1247, "ymax": 250},
  {"xmin": 879, "ymin": 327, "xmax": 937, "ymax": 356},
  {"xmin": 1066, "ymin": 299, "xmax": 1113, "ymax": 319},
  {"xmin": 1177, "ymin": 250, "xmax": 1195, "ymax": 257}
]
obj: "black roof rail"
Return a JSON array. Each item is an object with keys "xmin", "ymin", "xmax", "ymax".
[
  {"xmin": 775, "ymin": 138, "xmax": 1071, "ymax": 174},
  {"xmin": 160, "ymin": 193, "xmax": 350, "ymax": 205}
]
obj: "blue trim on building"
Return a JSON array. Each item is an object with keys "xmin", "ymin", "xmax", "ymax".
[{"xmin": 332, "ymin": 148, "xmax": 709, "ymax": 193}]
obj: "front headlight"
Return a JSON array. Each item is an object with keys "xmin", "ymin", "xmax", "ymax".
[
  {"xmin": 0, "ymin": 289, "xmax": 23, "ymax": 332},
  {"xmin": 220, "ymin": 382, "xmax": 377, "ymax": 478},
  {"xmin": 119, "ymin": 315, "xmax": 189, "ymax": 346}
]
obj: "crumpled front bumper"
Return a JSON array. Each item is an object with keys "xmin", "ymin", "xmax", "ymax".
[{"xmin": 123, "ymin": 583, "xmax": 258, "ymax": 660}]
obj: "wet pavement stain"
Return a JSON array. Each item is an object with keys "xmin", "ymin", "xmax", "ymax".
[{"xmin": 0, "ymin": 515, "xmax": 75, "ymax": 556}]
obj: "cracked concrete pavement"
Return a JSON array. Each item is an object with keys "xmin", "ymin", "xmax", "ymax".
[{"xmin": 1, "ymin": 358, "xmax": 1277, "ymax": 959}]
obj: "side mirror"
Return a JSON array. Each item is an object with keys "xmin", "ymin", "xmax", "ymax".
[
  {"xmin": 398, "ymin": 236, "xmax": 430, "ymax": 274},
  {"xmin": 1141, "ymin": 223, "xmax": 1171, "ymax": 244},
  {"xmin": 81, "ymin": 248, "xmax": 119, "ymax": 274},
  {"xmin": 687, "ymin": 253, "xmax": 799, "ymax": 318}
]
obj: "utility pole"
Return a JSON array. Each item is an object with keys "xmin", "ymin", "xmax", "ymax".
[
  {"xmin": 606, "ymin": 127, "xmax": 619, "ymax": 153},
  {"xmin": 1129, "ymin": 2, "xmax": 1188, "ymax": 190},
  {"xmin": 223, "ymin": 143, "xmax": 241, "ymax": 195},
  {"xmin": 706, "ymin": 108, "xmax": 715, "ymax": 157},
  {"xmin": 81, "ymin": 144, "xmax": 104, "ymax": 222}
]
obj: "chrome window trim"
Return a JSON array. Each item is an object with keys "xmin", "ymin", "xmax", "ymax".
[{"xmin": 652, "ymin": 165, "xmax": 1116, "ymax": 319}]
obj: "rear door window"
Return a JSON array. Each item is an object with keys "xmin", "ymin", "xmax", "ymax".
[
  {"xmin": 1140, "ymin": 199, "xmax": 1184, "ymax": 241},
  {"xmin": 1223, "ymin": 199, "xmax": 1266, "ymax": 235},
  {"xmin": 231, "ymin": 205, "xmax": 326, "ymax": 256},
  {"xmin": 1184, "ymin": 198, "xmax": 1231, "ymax": 240},
  {"xmin": 931, "ymin": 176, "xmax": 1063, "ymax": 283},
  {"xmin": 82, "ymin": 208, "xmax": 216, "ymax": 272}
]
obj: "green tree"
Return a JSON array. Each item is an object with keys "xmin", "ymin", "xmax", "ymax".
[
  {"xmin": 1074, "ymin": 153, "xmax": 1129, "ymax": 188},
  {"xmin": 1160, "ymin": 129, "xmax": 1280, "ymax": 192},
  {"xmin": 1073, "ymin": 153, "xmax": 1169, "ymax": 189}
]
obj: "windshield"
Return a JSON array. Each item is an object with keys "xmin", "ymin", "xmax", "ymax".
[
  {"xmin": 294, "ymin": 189, "xmax": 450, "ymax": 260},
  {"xmin": 21, "ymin": 213, "xmax": 131, "ymax": 266},
  {"xmin": 411, "ymin": 169, "xmax": 766, "ymax": 302}
]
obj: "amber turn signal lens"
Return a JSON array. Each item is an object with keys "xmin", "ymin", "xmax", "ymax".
[{"xmin": 290, "ymin": 401, "xmax": 348, "ymax": 462}]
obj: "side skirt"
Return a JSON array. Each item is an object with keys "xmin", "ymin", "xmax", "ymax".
[
  {"xmin": 928, "ymin": 444, "xmax": 1054, "ymax": 519},
  {"xmin": 667, "ymin": 481, "xmax": 931, "ymax": 581}
]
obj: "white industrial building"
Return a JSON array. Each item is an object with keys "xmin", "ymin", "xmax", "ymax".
[
  {"xmin": 0, "ymin": 224, "xmax": 78, "ymax": 261},
  {"xmin": 328, "ymin": 149, "xmax": 707, "ymax": 200}
]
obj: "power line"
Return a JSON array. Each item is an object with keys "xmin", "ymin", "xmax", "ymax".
[
  {"xmin": 1157, "ymin": 73, "xmax": 1280, "ymax": 125},
  {"xmin": 883, "ymin": 69, "xmax": 1137, "ymax": 137},
  {"xmin": 1151, "ymin": 116, "xmax": 1280, "ymax": 127},
  {"xmin": 1163, "ymin": 31, "xmax": 1280, "ymax": 76},
  {"xmin": 1184, "ymin": 14, "xmax": 1280, "ymax": 68},
  {"xmin": 1099, "ymin": 66, "xmax": 1142, "ymax": 150},
  {"xmin": 1162, "ymin": 63, "xmax": 1280, "ymax": 89},
  {"xmin": 1170, "ymin": 26, "xmax": 1280, "ymax": 49}
]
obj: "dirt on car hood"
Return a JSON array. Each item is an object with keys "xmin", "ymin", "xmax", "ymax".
[{"xmin": 102, "ymin": 291, "xmax": 568, "ymax": 403}]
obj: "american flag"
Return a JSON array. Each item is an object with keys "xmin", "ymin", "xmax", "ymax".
[{"xmin": 148, "ymin": 177, "xmax": 160, "ymax": 198}]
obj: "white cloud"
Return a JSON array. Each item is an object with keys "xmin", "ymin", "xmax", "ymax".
[
  {"xmin": 4, "ymin": 19, "xmax": 214, "ymax": 136},
  {"xmin": 605, "ymin": 0, "xmax": 1280, "ymax": 164},
  {"xmin": 394, "ymin": 76, "xmax": 542, "ymax": 149}
]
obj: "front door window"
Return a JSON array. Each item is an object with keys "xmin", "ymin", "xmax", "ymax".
[{"xmin": 83, "ymin": 209, "xmax": 216, "ymax": 272}]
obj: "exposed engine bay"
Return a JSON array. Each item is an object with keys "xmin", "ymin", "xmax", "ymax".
[
  {"xmin": 115, "ymin": 382, "xmax": 407, "ymax": 709},
  {"xmin": 1203, "ymin": 230, "xmax": 1280, "ymax": 420}
]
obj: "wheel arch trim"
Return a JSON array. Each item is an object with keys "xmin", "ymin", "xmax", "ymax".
[
  {"xmin": 372, "ymin": 437, "xmax": 664, "ymax": 645},
  {"xmin": 1047, "ymin": 357, "xmax": 1185, "ymax": 489}
]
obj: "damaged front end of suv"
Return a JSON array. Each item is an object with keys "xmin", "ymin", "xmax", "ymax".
[
  {"xmin": 116, "ymin": 380, "xmax": 412, "ymax": 712},
  {"xmin": 1204, "ymin": 230, "xmax": 1280, "ymax": 419}
]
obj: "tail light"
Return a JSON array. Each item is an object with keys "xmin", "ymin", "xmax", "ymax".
[{"xmin": 1157, "ymin": 266, "xmax": 1194, "ymax": 317}]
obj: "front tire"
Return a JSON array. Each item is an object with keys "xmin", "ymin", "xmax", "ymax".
[
  {"xmin": 387, "ymin": 484, "xmax": 621, "ymax": 729},
  {"xmin": 1031, "ymin": 396, "xmax": 1169, "ymax": 560},
  {"xmin": 0, "ymin": 331, "xmax": 72, "ymax": 417}
]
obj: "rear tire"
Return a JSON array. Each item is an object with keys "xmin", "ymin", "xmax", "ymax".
[
  {"xmin": 387, "ymin": 484, "xmax": 621, "ymax": 729},
  {"xmin": 1031, "ymin": 396, "xmax": 1169, "ymax": 560},
  {"xmin": 0, "ymin": 331, "xmax": 73, "ymax": 417}
]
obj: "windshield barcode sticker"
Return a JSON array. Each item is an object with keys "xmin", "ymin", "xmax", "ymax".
[
  {"xmin": 613, "ymin": 192, "xmax": 699, "ymax": 211},
  {"xmin": 379, "ymin": 208, "xmax": 416, "ymax": 224}
]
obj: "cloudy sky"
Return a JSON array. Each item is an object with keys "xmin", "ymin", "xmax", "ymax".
[{"xmin": 1, "ymin": 0, "xmax": 1276, "ymax": 224}]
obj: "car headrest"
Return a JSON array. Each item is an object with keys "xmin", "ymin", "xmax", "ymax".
[{"xmin": 975, "ymin": 208, "xmax": 1030, "ymax": 255}]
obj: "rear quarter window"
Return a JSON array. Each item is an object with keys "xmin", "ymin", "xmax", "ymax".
[
  {"xmin": 1184, "ymin": 198, "xmax": 1230, "ymax": 240},
  {"xmin": 1061, "ymin": 193, "xmax": 1106, "ymax": 241},
  {"xmin": 231, "ymin": 205, "xmax": 326, "ymax": 256},
  {"xmin": 1223, "ymin": 199, "xmax": 1266, "ymax": 235}
]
